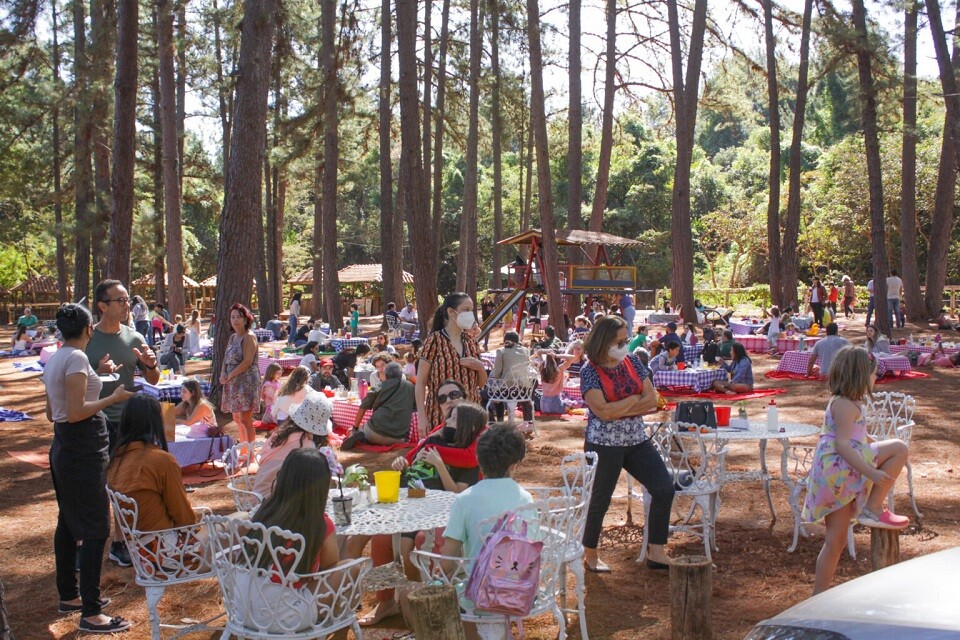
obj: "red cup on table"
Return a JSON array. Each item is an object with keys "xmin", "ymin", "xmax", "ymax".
[{"xmin": 677, "ymin": 361, "xmax": 686, "ymax": 370}]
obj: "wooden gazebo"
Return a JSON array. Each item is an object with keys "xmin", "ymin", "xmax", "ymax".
[
  {"xmin": 287, "ymin": 264, "xmax": 414, "ymax": 316},
  {"xmin": 131, "ymin": 273, "xmax": 201, "ymax": 312},
  {"xmin": 3, "ymin": 272, "xmax": 71, "ymax": 323}
]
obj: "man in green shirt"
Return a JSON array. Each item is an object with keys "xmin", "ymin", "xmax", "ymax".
[
  {"xmin": 86, "ymin": 279, "xmax": 160, "ymax": 568},
  {"xmin": 718, "ymin": 329, "xmax": 737, "ymax": 359},
  {"xmin": 16, "ymin": 307, "xmax": 39, "ymax": 330}
]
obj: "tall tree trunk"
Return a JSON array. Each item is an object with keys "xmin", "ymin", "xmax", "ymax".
[
  {"xmin": 523, "ymin": 110, "xmax": 534, "ymax": 231},
  {"xmin": 780, "ymin": 0, "xmax": 812, "ymax": 308},
  {"xmin": 265, "ymin": 70, "xmax": 284, "ymax": 318},
  {"xmin": 588, "ymin": 0, "xmax": 616, "ymax": 249},
  {"xmin": 456, "ymin": 0, "xmax": 483, "ymax": 298},
  {"xmin": 151, "ymin": 63, "xmax": 167, "ymax": 305},
  {"xmin": 73, "ymin": 0, "xmax": 93, "ymax": 301},
  {"xmin": 489, "ymin": 0, "xmax": 503, "ymax": 289},
  {"xmin": 158, "ymin": 0, "xmax": 185, "ymax": 316},
  {"xmin": 106, "ymin": 0, "xmax": 138, "ymax": 285},
  {"xmin": 176, "ymin": 0, "xmax": 186, "ymax": 191},
  {"xmin": 900, "ymin": 1, "xmax": 923, "ymax": 322},
  {"xmin": 254, "ymin": 149, "xmax": 270, "ymax": 323},
  {"xmin": 924, "ymin": 0, "xmax": 960, "ymax": 318},
  {"xmin": 763, "ymin": 0, "xmax": 782, "ymax": 304},
  {"xmin": 667, "ymin": 0, "xmax": 707, "ymax": 324},
  {"xmin": 313, "ymin": 152, "xmax": 325, "ymax": 323},
  {"xmin": 527, "ymin": 0, "xmax": 563, "ymax": 316},
  {"xmin": 567, "ymin": 0, "xmax": 582, "ymax": 237},
  {"xmin": 52, "ymin": 0, "xmax": 69, "ymax": 303},
  {"xmin": 430, "ymin": 0, "xmax": 450, "ymax": 261},
  {"xmin": 212, "ymin": 0, "xmax": 231, "ymax": 181},
  {"xmin": 398, "ymin": 0, "xmax": 438, "ymax": 331},
  {"xmin": 321, "ymin": 0, "xmax": 342, "ymax": 328},
  {"xmin": 851, "ymin": 0, "xmax": 889, "ymax": 335},
  {"xmin": 273, "ymin": 162, "xmax": 287, "ymax": 311},
  {"xmin": 89, "ymin": 0, "xmax": 114, "ymax": 286},
  {"xmin": 211, "ymin": 0, "xmax": 277, "ymax": 401},
  {"xmin": 422, "ymin": 0, "xmax": 432, "ymax": 215},
  {"xmin": 380, "ymin": 0, "xmax": 402, "ymax": 312}
]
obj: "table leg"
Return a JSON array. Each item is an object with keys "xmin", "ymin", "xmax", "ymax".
[
  {"xmin": 392, "ymin": 532, "xmax": 403, "ymax": 566},
  {"xmin": 758, "ymin": 439, "xmax": 776, "ymax": 524}
]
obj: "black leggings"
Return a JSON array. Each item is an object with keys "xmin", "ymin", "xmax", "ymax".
[
  {"xmin": 54, "ymin": 520, "xmax": 106, "ymax": 617},
  {"xmin": 811, "ymin": 302, "xmax": 825, "ymax": 326},
  {"xmin": 582, "ymin": 439, "xmax": 675, "ymax": 549}
]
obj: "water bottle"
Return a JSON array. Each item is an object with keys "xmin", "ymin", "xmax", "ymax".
[
  {"xmin": 909, "ymin": 333, "xmax": 914, "ymax": 345},
  {"xmin": 358, "ymin": 378, "xmax": 368, "ymax": 400},
  {"xmin": 767, "ymin": 399, "xmax": 779, "ymax": 432},
  {"xmin": 798, "ymin": 334, "xmax": 805, "ymax": 352}
]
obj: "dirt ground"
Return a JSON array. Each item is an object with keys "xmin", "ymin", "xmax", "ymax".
[{"xmin": 1, "ymin": 317, "xmax": 957, "ymax": 639}]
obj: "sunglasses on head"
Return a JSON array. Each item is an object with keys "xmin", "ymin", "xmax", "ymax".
[{"xmin": 436, "ymin": 390, "xmax": 463, "ymax": 404}]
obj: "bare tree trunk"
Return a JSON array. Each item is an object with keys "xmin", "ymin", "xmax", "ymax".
[
  {"xmin": 176, "ymin": 0, "xmax": 186, "ymax": 191},
  {"xmin": 313, "ymin": 153, "xmax": 325, "ymax": 323},
  {"xmin": 489, "ymin": 0, "xmax": 503, "ymax": 289},
  {"xmin": 398, "ymin": 0, "xmax": 438, "ymax": 331},
  {"xmin": 321, "ymin": 0, "xmax": 342, "ymax": 327},
  {"xmin": 667, "ymin": 0, "xmax": 707, "ymax": 324},
  {"xmin": 106, "ymin": 0, "xmax": 138, "ymax": 285},
  {"xmin": 567, "ymin": 0, "xmax": 582, "ymax": 237},
  {"xmin": 527, "ymin": 0, "xmax": 563, "ymax": 315},
  {"xmin": 523, "ymin": 106, "xmax": 533, "ymax": 231},
  {"xmin": 158, "ymin": 0, "xmax": 185, "ymax": 316},
  {"xmin": 430, "ymin": 0, "xmax": 450, "ymax": 261},
  {"xmin": 273, "ymin": 165, "xmax": 287, "ymax": 310},
  {"xmin": 73, "ymin": 0, "xmax": 93, "ymax": 300},
  {"xmin": 212, "ymin": 0, "xmax": 231, "ymax": 180},
  {"xmin": 763, "ymin": 0, "xmax": 782, "ymax": 305},
  {"xmin": 380, "ymin": 0, "xmax": 402, "ymax": 312},
  {"xmin": 264, "ymin": 69, "xmax": 284, "ymax": 319},
  {"xmin": 588, "ymin": 0, "xmax": 616, "ymax": 250},
  {"xmin": 924, "ymin": 0, "xmax": 960, "ymax": 318},
  {"xmin": 851, "ymin": 0, "xmax": 889, "ymax": 336},
  {"xmin": 456, "ymin": 0, "xmax": 483, "ymax": 298},
  {"xmin": 89, "ymin": 0, "xmax": 114, "ymax": 286},
  {"xmin": 254, "ymin": 151, "xmax": 270, "ymax": 322},
  {"xmin": 779, "ymin": 0, "xmax": 812, "ymax": 308},
  {"xmin": 900, "ymin": 1, "xmax": 922, "ymax": 322},
  {"xmin": 151, "ymin": 64, "xmax": 167, "ymax": 305},
  {"xmin": 422, "ymin": 0, "xmax": 432, "ymax": 215},
  {"xmin": 52, "ymin": 0, "xmax": 69, "ymax": 303},
  {"xmin": 211, "ymin": 0, "xmax": 277, "ymax": 401}
]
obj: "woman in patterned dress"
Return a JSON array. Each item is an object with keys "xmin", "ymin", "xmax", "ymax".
[
  {"xmin": 579, "ymin": 315, "xmax": 674, "ymax": 572},
  {"xmin": 415, "ymin": 293, "xmax": 488, "ymax": 430},
  {"xmin": 802, "ymin": 347, "xmax": 909, "ymax": 594},
  {"xmin": 220, "ymin": 303, "xmax": 260, "ymax": 443}
]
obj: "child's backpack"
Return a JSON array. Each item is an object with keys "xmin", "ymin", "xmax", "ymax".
[
  {"xmin": 702, "ymin": 340, "xmax": 720, "ymax": 364},
  {"xmin": 466, "ymin": 513, "xmax": 543, "ymax": 622}
]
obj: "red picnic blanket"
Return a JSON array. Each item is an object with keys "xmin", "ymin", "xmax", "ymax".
[
  {"xmin": 330, "ymin": 425, "xmax": 413, "ymax": 453},
  {"xmin": 874, "ymin": 370, "xmax": 930, "ymax": 384},
  {"xmin": 658, "ymin": 387, "xmax": 788, "ymax": 401},
  {"xmin": 764, "ymin": 371, "xmax": 823, "ymax": 382}
]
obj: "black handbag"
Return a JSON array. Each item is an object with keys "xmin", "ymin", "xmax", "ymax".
[{"xmin": 674, "ymin": 401, "xmax": 716, "ymax": 428}]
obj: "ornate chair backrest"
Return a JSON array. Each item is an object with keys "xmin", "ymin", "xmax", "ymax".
[
  {"xmin": 655, "ymin": 422, "xmax": 727, "ymax": 492},
  {"xmin": 486, "ymin": 371, "xmax": 539, "ymax": 403},
  {"xmin": 783, "ymin": 443, "xmax": 817, "ymax": 498},
  {"xmin": 227, "ymin": 484, "xmax": 263, "ymax": 514},
  {"xmin": 205, "ymin": 515, "xmax": 369, "ymax": 637}
]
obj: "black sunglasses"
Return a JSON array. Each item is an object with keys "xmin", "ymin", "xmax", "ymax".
[{"xmin": 436, "ymin": 390, "xmax": 464, "ymax": 404}]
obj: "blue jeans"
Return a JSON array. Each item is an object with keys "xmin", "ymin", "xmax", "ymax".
[
  {"xmin": 287, "ymin": 314, "xmax": 298, "ymax": 344},
  {"xmin": 866, "ymin": 296, "xmax": 875, "ymax": 326},
  {"xmin": 623, "ymin": 305, "xmax": 636, "ymax": 332},
  {"xmin": 888, "ymin": 298, "xmax": 902, "ymax": 328}
]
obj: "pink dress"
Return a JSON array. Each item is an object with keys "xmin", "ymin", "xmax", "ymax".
[{"xmin": 260, "ymin": 379, "xmax": 280, "ymax": 423}]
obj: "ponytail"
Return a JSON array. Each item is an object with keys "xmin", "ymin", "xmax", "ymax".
[{"xmin": 430, "ymin": 292, "xmax": 471, "ymax": 334}]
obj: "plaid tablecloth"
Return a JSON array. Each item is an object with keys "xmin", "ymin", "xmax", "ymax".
[
  {"xmin": 480, "ymin": 351, "xmax": 497, "ymax": 368},
  {"xmin": 729, "ymin": 320, "xmax": 765, "ymax": 335},
  {"xmin": 327, "ymin": 338, "xmax": 370, "ymax": 352},
  {"xmin": 653, "ymin": 368, "xmax": 727, "ymax": 392},
  {"xmin": 330, "ymin": 398, "xmax": 421, "ymax": 443},
  {"xmin": 169, "ymin": 425, "xmax": 233, "ymax": 468},
  {"xmin": 683, "ymin": 344, "xmax": 704, "ymax": 363},
  {"xmin": 253, "ymin": 328, "xmax": 276, "ymax": 342},
  {"xmin": 777, "ymin": 351, "xmax": 910, "ymax": 377},
  {"xmin": 891, "ymin": 343, "xmax": 960, "ymax": 356},
  {"xmin": 140, "ymin": 378, "xmax": 212, "ymax": 403},
  {"xmin": 258, "ymin": 354, "xmax": 302, "ymax": 375},
  {"xmin": 734, "ymin": 334, "xmax": 822, "ymax": 354}
]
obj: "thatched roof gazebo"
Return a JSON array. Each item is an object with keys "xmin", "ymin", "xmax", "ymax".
[{"xmin": 4, "ymin": 272, "xmax": 71, "ymax": 322}]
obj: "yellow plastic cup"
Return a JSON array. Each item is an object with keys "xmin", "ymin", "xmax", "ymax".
[{"xmin": 374, "ymin": 470, "xmax": 401, "ymax": 503}]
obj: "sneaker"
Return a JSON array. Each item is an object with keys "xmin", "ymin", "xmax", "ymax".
[
  {"xmin": 340, "ymin": 430, "xmax": 366, "ymax": 451},
  {"xmin": 108, "ymin": 541, "xmax": 132, "ymax": 567},
  {"xmin": 857, "ymin": 507, "xmax": 909, "ymax": 530}
]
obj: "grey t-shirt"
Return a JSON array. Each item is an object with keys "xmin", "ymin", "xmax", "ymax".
[
  {"xmin": 813, "ymin": 335, "xmax": 850, "ymax": 375},
  {"xmin": 44, "ymin": 346, "xmax": 102, "ymax": 423},
  {"xmin": 86, "ymin": 324, "xmax": 148, "ymax": 423}
]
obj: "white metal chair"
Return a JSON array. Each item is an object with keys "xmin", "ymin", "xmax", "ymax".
[
  {"xmin": 865, "ymin": 392, "xmax": 922, "ymax": 518},
  {"xmin": 527, "ymin": 451, "xmax": 597, "ymax": 640},
  {"xmin": 485, "ymin": 368, "xmax": 538, "ymax": 431},
  {"xmin": 106, "ymin": 486, "xmax": 222, "ymax": 640},
  {"xmin": 411, "ymin": 496, "xmax": 575, "ymax": 640},
  {"xmin": 222, "ymin": 441, "xmax": 264, "ymax": 512},
  {"xmin": 637, "ymin": 422, "xmax": 727, "ymax": 563},
  {"xmin": 782, "ymin": 443, "xmax": 856, "ymax": 558},
  {"xmin": 205, "ymin": 515, "xmax": 371, "ymax": 640}
]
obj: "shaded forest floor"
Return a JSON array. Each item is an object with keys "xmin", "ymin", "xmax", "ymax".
[{"xmin": 1, "ymin": 317, "xmax": 958, "ymax": 639}]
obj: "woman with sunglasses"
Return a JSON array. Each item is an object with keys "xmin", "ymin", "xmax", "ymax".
[{"xmin": 580, "ymin": 315, "xmax": 674, "ymax": 573}]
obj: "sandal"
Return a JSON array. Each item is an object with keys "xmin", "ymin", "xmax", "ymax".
[
  {"xmin": 59, "ymin": 597, "xmax": 111, "ymax": 614},
  {"xmin": 584, "ymin": 559, "xmax": 611, "ymax": 573},
  {"xmin": 78, "ymin": 616, "xmax": 132, "ymax": 634},
  {"xmin": 358, "ymin": 601, "xmax": 400, "ymax": 626}
]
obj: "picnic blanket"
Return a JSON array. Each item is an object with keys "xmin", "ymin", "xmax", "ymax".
[
  {"xmin": 181, "ymin": 462, "xmax": 227, "ymax": 485},
  {"xmin": 765, "ymin": 371, "xmax": 822, "ymax": 382},
  {"xmin": 658, "ymin": 388, "xmax": 787, "ymax": 401},
  {"xmin": 4, "ymin": 448, "xmax": 49, "ymax": 469},
  {"xmin": 330, "ymin": 425, "xmax": 413, "ymax": 453},
  {"xmin": 874, "ymin": 370, "xmax": 931, "ymax": 384},
  {"xmin": 0, "ymin": 408, "xmax": 31, "ymax": 422},
  {"xmin": 11, "ymin": 361, "xmax": 43, "ymax": 372}
]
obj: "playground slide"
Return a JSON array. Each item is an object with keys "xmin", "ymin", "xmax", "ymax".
[{"xmin": 477, "ymin": 288, "xmax": 528, "ymax": 343}]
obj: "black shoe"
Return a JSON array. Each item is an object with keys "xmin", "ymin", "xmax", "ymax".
[
  {"xmin": 340, "ymin": 430, "xmax": 366, "ymax": 451},
  {"xmin": 59, "ymin": 597, "xmax": 111, "ymax": 614},
  {"xmin": 646, "ymin": 559, "xmax": 670, "ymax": 570},
  {"xmin": 78, "ymin": 616, "xmax": 131, "ymax": 634},
  {"xmin": 108, "ymin": 541, "xmax": 132, "ymax": 568}
]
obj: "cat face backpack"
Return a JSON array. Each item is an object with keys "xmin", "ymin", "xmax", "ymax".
[{"xmin": 466, "ymin": 513, "xmax": 543, "ymax": 620}]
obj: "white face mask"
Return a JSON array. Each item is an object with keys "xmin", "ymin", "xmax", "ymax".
[
  {"xmin": 608, "ymin": 344, "xmax": 630, "ymax": 362},
  {"xmin": 455, "ymin": 310, "xmax": 475, "ymax": 331}
]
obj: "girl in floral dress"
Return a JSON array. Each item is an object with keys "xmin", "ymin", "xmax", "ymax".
[
  {"xmin": 802, "ymin": 346, "xmax": 909, "ymax": 594},
  {"xmin": 220, "ymin": 304, "xmax": 261, "ymax": 443}
]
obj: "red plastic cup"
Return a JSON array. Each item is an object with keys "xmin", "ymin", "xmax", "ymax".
[
  {"xmin": 677, "ymin": 361, "xmax": 686, "ymax": 370},
  {"xmin": 715, "ymin": 406, "xmax": 731, "ymax": 427}
]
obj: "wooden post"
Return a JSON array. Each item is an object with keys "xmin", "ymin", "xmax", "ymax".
[
  {"xmin": 407, "ymin": 584, "xmax": 467, "ymax": 640},
  {"xmin": 870, "ymin": 528, "xmax": 900, "ymax": 571},
  {"xmin": 670, "ymin": 555, "xmax": 712, "ymax": 640}
]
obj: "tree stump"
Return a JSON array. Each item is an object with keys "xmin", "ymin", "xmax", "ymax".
[
  {"xmin": 407, "ymin": 584, "xmax": 466, "ymax": 640},
  {"xmin": 870, "ymin": 528, "xmax": 900, "ymax": 571},
  {"xmin": 670, "ymin": 556, "xmax": 712, "ymax": 640}
]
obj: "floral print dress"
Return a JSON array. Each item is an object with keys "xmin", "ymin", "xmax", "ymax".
[{"xmin": 221, "ymin": 333, "xmax": 261, "ymax": 413}]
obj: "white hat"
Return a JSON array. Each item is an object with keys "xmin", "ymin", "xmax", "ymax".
[{"xmin": 289, "ymin": 390, "xmax": 333, "ymax": 436}]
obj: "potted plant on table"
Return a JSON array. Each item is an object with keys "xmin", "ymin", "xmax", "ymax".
[
  {"xmin": 736, "ymin": 401, "xmax": 748, "ymax": 422},
  {"xmin": 343, "ymin": 464, "xmax": 373, "ymax": 504}
]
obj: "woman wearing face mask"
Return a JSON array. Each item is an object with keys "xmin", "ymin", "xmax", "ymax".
[
  {"xmin": 415, "ymin": 293, "xmax": 488, "ymax": 431},
  {"xmin": 579, "ymin": 315, "xmax": 674, "ymax": 573}
]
